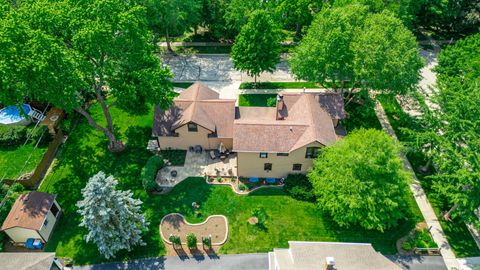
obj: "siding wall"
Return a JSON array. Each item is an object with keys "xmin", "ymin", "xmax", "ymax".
[
  {"xmin": 158, "ymin": 124, "xmax": 232, "ymax": 150},
  {"xmin": 38, "ymin": 200, "xmax": 61, "ymax": 242},
  {"xmin": 4, "ymin": 227, "xmax": 42, "ymax": 243},
  {"xmin": 237, "ymin": 142, "xmax": 323, "ymax": 178}
]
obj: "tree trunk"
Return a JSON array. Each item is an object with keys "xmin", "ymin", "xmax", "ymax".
[
  {"xmin": 165, "ymin": 28, "xmax": 173, "ymax": 52},
  {"xmin": 344, "ymin": 82, "xmax": 358, "ymax": 106},
  {"xmin": 295, "ymin": 23, "xmax": 301, "ymax": 38},
  {"xmin": 443, "ymin": 203, "xmax": 459, "ymax": 221},
  {"xmin": 75, "ymin": 108, "xmax": 124, "ymax": 152},
  {"xmin": 419, "ymin": 159, "xmax": 432, "ymax": 174}
]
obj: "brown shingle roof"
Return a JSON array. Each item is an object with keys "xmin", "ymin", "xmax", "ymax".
[
  {"xmin": 153, "ymin": 83, "xmax": 235, "ymax": 138},
  {"xmin": 1, "ymin": 192, "xmax": 55, "ymax": 231},
  {"xmin": 233, "ymin": 92, "xmax": 341, "ymax": 153}
]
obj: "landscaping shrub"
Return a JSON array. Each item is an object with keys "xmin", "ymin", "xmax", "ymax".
[
  {"xmin": 141, "ymin": 155, "xmax": 164, "ymax": 191},
  {"xmin": 402, "ymin": 228, "xmax": 437, "ymax": 251},
  {"xmin": 186, "ymin": 233, "xmax": 197, "ymax": 249},
  {"xmin": 28, "ymin": 126, "xmax": 50, "ymax": 146},
  {"xmin": 169, "ymin": 235, "xmax": 181, "ymax": 246},
  {"xmin": 238, "ymin": 183, "xmax": 247, "ymax": 191},
  {"xmin": 284, "ymin": 174, "xmax": 315, "ymax": 202},
  {"xmin": 0, "ymin": 125, "xmax": 27, "ymax": 147},
  {"xmin": 266, "ymin": 96, "xmax": 277, "ymax": 107},
  {"xmin": 202, "ymin": 236, "xmax": 212, "ymax": 249}
]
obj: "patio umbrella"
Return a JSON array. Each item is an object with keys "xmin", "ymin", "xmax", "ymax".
[{"xmin": 218, "ymin": 142, "xmax": 226, "ymax": 153}]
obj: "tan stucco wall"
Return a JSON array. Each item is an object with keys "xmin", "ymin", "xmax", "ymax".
[
  {"xmin": 4, "ymin": 227, "xmax": 42, "ymax": 243},
  {"xmin": 237, "ymin": 142, "xmax": 323, "ymax": 178},
  {"xmin": 158, "ymin": 124, "xmax": 232, "ymax": 150},
  {"xmin": 38, "ymin": 200, "xmax": 60, "ymax": 242}
]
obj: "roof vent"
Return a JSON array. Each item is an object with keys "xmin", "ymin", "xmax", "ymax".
[
  {"xmin": 325, "ymin": 257, "xmax": 335, "ymax": 270},
  {"xmin": 289, "ymin": 126, "xmax": 293, "ymax": 131}
]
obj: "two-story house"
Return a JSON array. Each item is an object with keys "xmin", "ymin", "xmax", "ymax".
[{"xmin": 153, "ymin": 83, "xmax": 345, "ymax": 178}]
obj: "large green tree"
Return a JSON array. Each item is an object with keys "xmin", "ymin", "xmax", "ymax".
[
  {"xmin": 231, "ymin": 10, "xmax": 281, "ymax": 83},
  {"xmin": 144, "ymin": 0, "xmax": 200, "ymax": 51},
  {"xmin": 308, "ymin": 128, "xmax": 411, "ymax": 231},
  {"xmin": 290, "ymin": 5, "xmax": 423, "ymax": 104},
  {"xmin": 0, "ymin": 0, "xmax": 176, "ymax": 151},
  {"xmin": 414, "ymin": 34, "xmax": 480, "ymax": 223},
  {"xmin": 77, "ymin": 171, "xmax": 149, "ymax": 259}
]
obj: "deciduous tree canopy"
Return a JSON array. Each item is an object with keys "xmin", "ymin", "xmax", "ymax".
[
  {"xmin": 231, "ymin": 10, "xmax": 281, "ymax": 83},
  {"xmin": 290, "ymin": 5, "xmax": 423, "ymax": 104},
  {"xmin": 308, "ymin": 128, "xmax": 411, "ymax": 231},
  {"xmin": 0, "ymin": 0, "xmax": 176, "ymax": 151}
]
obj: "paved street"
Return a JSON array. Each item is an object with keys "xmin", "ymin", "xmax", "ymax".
[
  {"xmin": 162, "ymin": 54, "xmax": 294, "ymax": 82},
  {"xmin": 74, "ymin": 253, "xmax": 269, "ymax": 270},
  {"xmin": 388, "ymin": 255, "xmax": 447, "ymax": 270}
]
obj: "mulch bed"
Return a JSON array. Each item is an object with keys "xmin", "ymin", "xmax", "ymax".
[{"xmin": 160, "ymin": 213, "xmax": 228, "ymax": 246}]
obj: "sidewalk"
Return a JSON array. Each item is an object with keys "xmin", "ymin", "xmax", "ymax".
[{"xmin": 374, "ymin": 100, "xmax": 460, "ymax": 270}]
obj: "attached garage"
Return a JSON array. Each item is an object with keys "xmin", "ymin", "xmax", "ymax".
[{"xmin": 1, "ymin": 191, "xmax": 61, "ymax": 244}]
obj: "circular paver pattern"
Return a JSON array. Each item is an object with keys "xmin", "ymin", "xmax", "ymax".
[{"xmin": 160, "ymin": 213, "xmax": 228, "ymax": 245}]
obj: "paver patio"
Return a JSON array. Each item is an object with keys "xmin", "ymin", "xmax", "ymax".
[{"xmin": 157, "ymin": 151, "xmax": 237, "ymax": 187}]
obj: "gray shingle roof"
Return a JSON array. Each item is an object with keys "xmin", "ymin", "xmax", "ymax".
[{"xmin": 0, "ymin": 253, "xmax": 56, "ymax": 270}]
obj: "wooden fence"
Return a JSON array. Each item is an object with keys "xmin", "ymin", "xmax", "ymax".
[{"xmin": 21, "ymin": 129, "xmax": 64, "ymax": 188}]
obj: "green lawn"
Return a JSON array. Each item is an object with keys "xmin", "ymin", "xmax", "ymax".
[
  {"xmin": 38, "ymin": 100, "xmax": 422, "ymax": 265},
  {"xmin": 239, "ymin": 81, "xmax": 353, "ymax": 89},
  {"xmin": 238, "ymin": 94, "xmax": 277, "ymax": 107},
  {"xmin": 0, "ymin": 127, "xmax": 49, "ymax": 179},
  {"xmin": 377, "ymin": 94, "xmax": 480, "ymax": 257},
  {"xmin": 172, "ymin": 82, "xmax": 194, "ymax": 88}
]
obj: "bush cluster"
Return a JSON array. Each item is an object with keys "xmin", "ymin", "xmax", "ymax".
[
  {"xmin": 0, "ymin": 125, "xmax": 27, "ymax": 147},
  {"xmin": 141, "ymin": 155, "xmax": 164, "ymax": 191},
  {"xmin": 284, "ymin": 174, "xmax": 315, "ymax": 202}
]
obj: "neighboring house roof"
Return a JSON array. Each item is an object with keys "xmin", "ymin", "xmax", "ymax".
[
  {"xmin": 1, "ymin": 191, "xmax": 55, "ymax": 231},
  {"xmin": 0, "ymin": 252, "xmax": 57, "ymax": 270},
  {"xmin": 233, "ymin": 92, "xmax": 343, "ymax": 153},
  {"xmin": 153, "ymin": 83, "xmax": 236, "ymax": 138},
  {"xmin": 271, "ymin": 241, "xmax": 401, "ymax": 270}
]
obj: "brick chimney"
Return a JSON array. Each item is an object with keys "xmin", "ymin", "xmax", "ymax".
[
  {"xmin": 325, "ymin": 257, "xmax": 335, "ymax": 270},
  {"xmin": 276, "ymin": 94, "xmax": 285, "ymax": 120}
]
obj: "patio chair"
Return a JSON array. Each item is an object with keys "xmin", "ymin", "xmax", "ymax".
[
  {"xmin": 209, "ymin": 149, "xmax": 220, "ymax": 160},
  {"xmin": 194, "ymin": 145, "xmax": 202, "ymax": 153}
]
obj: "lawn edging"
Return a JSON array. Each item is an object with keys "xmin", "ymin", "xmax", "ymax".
[
  {"xmin": 159, "ymin": 213, "xmax": 229, "ymax": 246},
  {"xmin": 205, "ymin": 177, "xmax": 284, "ymax": 195}
]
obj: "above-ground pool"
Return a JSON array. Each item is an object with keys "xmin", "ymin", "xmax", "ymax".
[{"xmin": 0, "ymin": 104, "xmax": 32, "ymax": 125}]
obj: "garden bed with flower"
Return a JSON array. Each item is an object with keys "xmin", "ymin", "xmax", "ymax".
[{"xmin": 206, "ymin": 176, "xmax": 284, "ymax": 194}]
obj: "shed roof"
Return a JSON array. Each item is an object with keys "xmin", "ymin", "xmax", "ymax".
[{"xmin": 1, "ymin": 191, "xmax": 55, "ymax": 231}]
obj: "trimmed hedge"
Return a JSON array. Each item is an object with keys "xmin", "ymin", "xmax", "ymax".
[
  {"xmin": 141, "ymin": 155, "xmax": 164, "ymax": 191},
  {"xmin": 284, "ymin": 174, "xmax": 315, "ymax": 202},
  {"xmin": 0, "ymin": 125, "xmax": 27, "ymax": 147}
]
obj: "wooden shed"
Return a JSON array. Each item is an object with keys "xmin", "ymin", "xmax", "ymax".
[{"xmin": 1, "ymin": 191, "xmax": 61, "ymax": 244}]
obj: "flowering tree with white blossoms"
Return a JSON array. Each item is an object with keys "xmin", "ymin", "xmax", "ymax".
[{"xmin": 77, "ymin": 171, "xmax": 149, "ymax": 259}]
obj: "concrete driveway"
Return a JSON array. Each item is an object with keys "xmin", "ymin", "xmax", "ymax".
[{"xmin": 74, "ymin": 253, "xmax": 269, "ymax": 270}]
